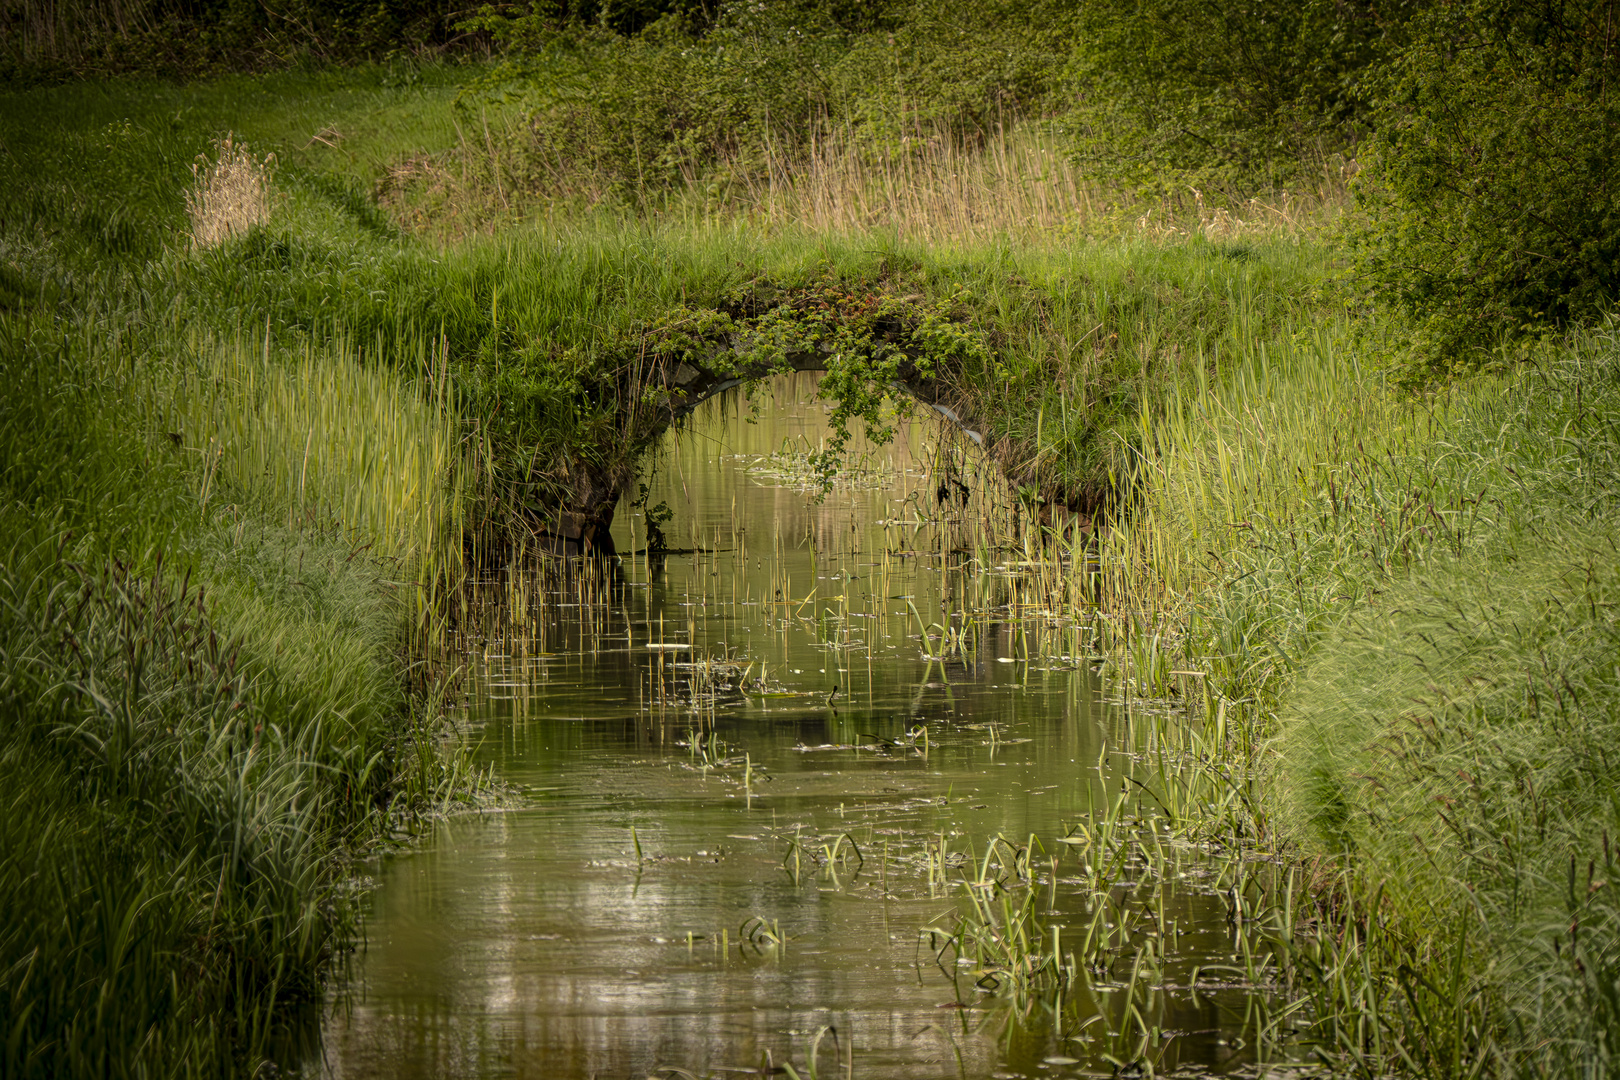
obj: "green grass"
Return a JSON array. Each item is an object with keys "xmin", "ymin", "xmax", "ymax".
[
  {"xmin": 0, "ymin": 54, "xmax": 1331, "ymax": 528},
  {"xmin": 0, "ymin": 59, "xmax": 1331, "ymax": 1074},
  {"xmin": 151, "ymin": 134, "xmax": 1329, "ymax": 528},
  {"xmin": 0, "ymin": 330, "xmax": 478, "ymax": 1076},
  {"xmin": 150, "ymin": 329, "xmax": 467, "ymax": 585},
  {"xmin": 0, "ymin": 355, "xmax": 334, "ymax": 1075},
  {"xmin": 1270, "ymin": 342, "xmax": 1620, "ymax": 1076},
  {"xmin": 1106, "ymin": 305, "xmax": 1620, "ymax": 1075},
  {"xmin": 0, "ymin": 69, "xmax": 482, "ymax": 1078}
]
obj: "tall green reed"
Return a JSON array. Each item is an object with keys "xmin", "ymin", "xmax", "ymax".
[
  {"xmin": 1089, "ymin": 307, "xmax": 1620, "ymax": 1076},
  {"xmin": 148, "ymin": 329, "xmax": 469, "ymax": 626}
]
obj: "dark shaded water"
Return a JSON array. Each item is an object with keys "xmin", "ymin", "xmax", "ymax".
[{"xmin": 318, "ymin": 382, "xmax": 1289, "ymax": 1079}]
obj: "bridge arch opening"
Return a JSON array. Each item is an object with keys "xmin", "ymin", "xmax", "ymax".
[{"xmin": 609, "ymin": 372, "xmax": 1001, "ymax": 566}]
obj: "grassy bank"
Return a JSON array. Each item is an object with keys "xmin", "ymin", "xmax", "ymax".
[
  {"xmin": 0, "ymin": 320, "xmax": 476, "ymax": 1077},
  {"xmin": 0, "ymin": 73, "xmax": 481, "ymax": 1077},
  {"xmin": 1103, "ymin": 317, "xmax": 1620, "ymax": 1075}
]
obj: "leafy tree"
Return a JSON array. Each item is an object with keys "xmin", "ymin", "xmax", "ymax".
[
  {"xmin": 1353, "ymin": 0, "xmax": 1620, "ymax": 375},
  {"xmin": 825, "ymin": 0, "xmax": 1076, "ymax": 144},
  {"xmin": 1, "ymin": 0, "xmax": 465, "ymax": 80}
]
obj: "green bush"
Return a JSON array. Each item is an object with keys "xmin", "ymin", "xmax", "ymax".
[
  {"xmin": 1, "ymin": 0, "xmax": 464, "ymax": 82},
  {"xmin": 458, "ymin": 0, "xmax": 1075, "ymax": 200},
  {"xmin": 822, "ymin": 0, "xmax": 1073, "ymax": 147},
  {"xmin": 1066, "ymin": 0, "xmax": 1410, "ymax": 194},
  {"xmin": 1354, "ymin": 0, "xmax": 1620, "ymax": 376}
]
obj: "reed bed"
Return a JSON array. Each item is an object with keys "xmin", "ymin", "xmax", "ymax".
[
  {"xmin": 186, "ymin": 134, "xmax": 274, "ymax": 250},
  {"xmin": 150, "ymin": 329, "xmax": 468, "ymax": 584},
  {"xmin": 711, "ymin": 126, "xmax": 1339, "ymax": 249},
  {"xmin": 718, "ymin": 125, "xmax": 1096, "ymax": 245},
  {"xmin": 432, "ymin": 88, "xmax": 1343, "ymax": 250}
]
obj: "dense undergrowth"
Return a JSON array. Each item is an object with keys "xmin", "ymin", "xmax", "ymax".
[
  {"xmin": 0, "ymin": 331, "xmax": 476, "ymax": 1077},
  {"xmin": 4, "ymin": 0, "xmax": 1619, "ymax": 1074}
]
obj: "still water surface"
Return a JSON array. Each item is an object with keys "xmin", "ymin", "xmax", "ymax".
[{"xmin": 319, "ymin": 381, "xmax": 1283, "ymax": 1079}]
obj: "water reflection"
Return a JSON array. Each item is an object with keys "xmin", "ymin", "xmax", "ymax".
[{"xmin": 317, "ymin": 378, "xmax": 1281, "ymax": 1079}]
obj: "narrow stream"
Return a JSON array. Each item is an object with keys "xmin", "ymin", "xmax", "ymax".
[{"xmin": 318, "ymin": 378, "xmax": 1294, "ymax": 1079}]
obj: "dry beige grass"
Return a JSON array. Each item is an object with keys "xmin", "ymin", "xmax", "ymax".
[
  {"xmin": 1133, "ymin": 184, "xmax": 1338, "ymax": 242},
  {"xmin": 185, "ymin": 134, "xmax": 274, "ymax": 249},
  {"xmin": 723, "ymin": 126, "xmax": 1096, "ymax": 244},
  {"xmin": 372, "ymin": 113, "xmax": 1107, "ymax": 242},
  {"xmin": 377, "ymin": 111, "xmax": 1347, "ymax": 245},
  {"xmin": 702, "ymin": 129, "xmax": 1349, "ymax": 245}
]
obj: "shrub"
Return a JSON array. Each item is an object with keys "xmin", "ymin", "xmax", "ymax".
[
  {"xmin": 1067, "ymin": 0, "xmax": 1410, "ymax": 195},
  {"xmin": 822, "ymin": 0, "xmax": 1074, "ymax": 148},
  {"xmin": 457, "ymin": 0, "xmax": 1076, "ymax": 201},
  {"xmin": 1354, "ymin": 0, "xmax": 1620, "ymax": 376},
  {"xmin": 0, "ymin": 0, "xmax": 464, "ymax": 82}
]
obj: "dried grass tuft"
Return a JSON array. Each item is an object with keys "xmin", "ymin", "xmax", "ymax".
[{"xmin": 185, "ymin": 134, "xmax": 274, "ymax": 249}]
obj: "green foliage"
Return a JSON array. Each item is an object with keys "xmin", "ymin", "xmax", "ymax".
[
  {"xmin": 1354, "ymin": 0, "xmax": 1620, "ymax": 377},
  {"xmin": 819, "ymin": 0, "xmax": 1074, "ymax": 146},
  {"xmin": 1128, "ymin": 306, "xmax": 1620, "ymax": 1073},
  {"xmin": 1, "ymin": 0, "xmax": 465, "ymax": 83},
  {"xmin": 1275, "ymin": 367, "xmax": 1620, "ymax": 1073},
  {"xmin": 1, "ymin": 56, "xmax": 1335, "ymax": 529},
  {"xmin": 457, "ymin": 0, "xmax": 1076, "ymax": 200},
  {"xmin": 0, "ymin": 77, "xmax": 481, "ymax": 1077},
  {"xmin": 1068, "ymin": 0, "xmax": 1413, "ymax": 194},
  {"xmin": 16, "ymin": 25, "xmax": 1620, "ymax": 1076},
  {"xmin": 0, "ymin": 342, "xmax": 377, "ymax": 1077},
  {"xmin": 726, "ymin": 272, "xmax": 994, "ymax": 486},
  {"xmin": 427, "ymin": 227, "xmax": 1326, "ymax": 516},
  {"xmin": 457, "ymin": 5, "xmax": 842, "ymax": 197}
]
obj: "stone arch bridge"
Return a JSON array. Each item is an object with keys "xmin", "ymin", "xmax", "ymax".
[{"xmin": 506, "ymin": 284, "xmax": 1109, "ymax": 558}]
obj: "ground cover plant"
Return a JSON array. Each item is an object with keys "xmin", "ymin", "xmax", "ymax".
[{"xmin": 4, "ymin": 0, "xmax": 1620, "ymax": 1075}]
